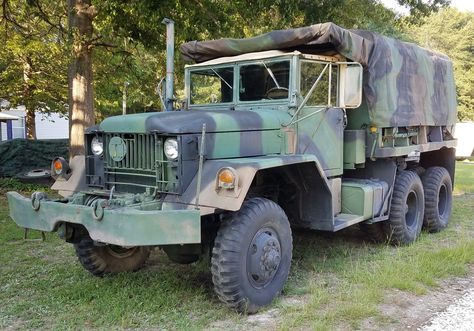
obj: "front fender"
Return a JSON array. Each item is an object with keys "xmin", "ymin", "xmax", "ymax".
[{"xmin": 173, "ymin": 154, "xmax": 330, "ymax": 213}]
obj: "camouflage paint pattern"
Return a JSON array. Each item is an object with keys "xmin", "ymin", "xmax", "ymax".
[
  {"xmin": 165, "ymin": 154, "xmax": 330, "ymax": 214},
  {"xmin": 295, "ymin": 107, "xmax": 344, "ymax": 177},
  {"xmin": 343, "ymin": 130, "xmax": 366, "ymax": 169},
  {"xmin": 100, "ymin": 109, "xmax": 289, "ymax": 160},
  {"xmin": 181, "ymin": 22, "xmax": 457, "ymax": 127},
  {"xmin": 100, "ymin": 109, "xmax": 287, "ymax": 133}
]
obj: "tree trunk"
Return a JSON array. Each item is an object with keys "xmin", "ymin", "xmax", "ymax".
[
  {"xmin": 22, "ymin": 57, "xmax": 36, "ymax": 139},
  {"xmin": 67, "ymin": 0, "xmax": 96, "ymax": 157}
]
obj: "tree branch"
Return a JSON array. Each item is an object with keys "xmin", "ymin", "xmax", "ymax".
[
  {"xmin": 90, "ymin": 41, "xmax": 118, "ymax": 49},
  {"xmin": 31, "ymin": 0, "xmax": 66, "ymax": 35},
  {"xmin": 1, "ymin": 0, "xmax": 30, "ymax": 33}
]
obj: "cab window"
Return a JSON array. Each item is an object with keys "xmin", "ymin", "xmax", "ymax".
[
  {"xmin": 190, "ymin": 67, "xmax": 234, "ymax": 104},
  {"xmin": 300, "ymin": 61, "xmax": 338, "ymax": 106},
  {"xmin": 239, "ymin": 60, "xmax": 290, "ymax": 101}
]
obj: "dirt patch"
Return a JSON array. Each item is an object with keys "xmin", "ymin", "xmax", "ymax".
[
  {"xmin": 361, "ymin": 267, "xmax": 474, "ymax": 330},
  {"xmin": 208, "ymin": 295, "xmax": 308, "ymax": 331},
  {"xmin": 208, "ymin": 268, "xmax": 474, "ymax": 331}
]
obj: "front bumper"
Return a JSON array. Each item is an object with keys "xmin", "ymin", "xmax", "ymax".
[{"xmin": 7, "ymin": 192, "xmax": 201, "ymax": 246}]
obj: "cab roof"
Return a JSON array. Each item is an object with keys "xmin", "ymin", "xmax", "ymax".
[{"xmin": 185, "ymin": 50, "xmax": 342, "ymax": 68}]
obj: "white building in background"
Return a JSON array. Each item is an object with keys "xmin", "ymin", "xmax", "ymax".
[
  {"xmin": 454, "ymin": 122, "xmax": 474, "ymax": 159},
  {"xmin": 0, "ymin": 106, "xmax": 69, "ymax": 141}
]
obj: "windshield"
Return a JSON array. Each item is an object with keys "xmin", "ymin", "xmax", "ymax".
[
  {"xmin": 239, "ymin": 60, "xmax": 290, "ymax": 101},
  {"xmin": 188, "ymin": 59, "xmax": 291, "ymax": 106},
  {"xmin": 190, "ymin": 67, "xmax": 234, "ymax": 105}
]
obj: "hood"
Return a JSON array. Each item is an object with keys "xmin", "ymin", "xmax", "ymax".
[{"xmin": 99, "ymin": 109, "xmax": 289, "ymax": 134}]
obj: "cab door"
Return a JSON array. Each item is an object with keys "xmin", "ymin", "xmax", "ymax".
[{"xmin": 296, "ymin": 60, "xmax": 344, "ymax": 177}]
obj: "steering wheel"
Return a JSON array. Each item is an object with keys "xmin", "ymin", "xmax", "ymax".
[{"xmin": 264, "ymin": 86, "xmax": 289, "ymax": 99}]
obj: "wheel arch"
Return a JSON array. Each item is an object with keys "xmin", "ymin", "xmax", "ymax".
[{"xmin": 179, "ymin": 155, "xmax": 332, "ymax": 219}]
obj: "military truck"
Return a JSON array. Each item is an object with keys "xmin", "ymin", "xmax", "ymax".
[{"xmin": 7, "ymin": 21, "xmax": 457, "ymax": 313}]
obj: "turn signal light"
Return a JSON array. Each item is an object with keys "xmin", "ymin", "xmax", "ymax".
[
  {"xmin": 217, "ymin": 167, "xmax": 237, "ymax": 189},
  {"xmin": 51, "ymin": 157, "xmax": 70, "ymax": 178},
  {"xmin": 53, "ymin": 159, "xmax": 63, "ymax": 174}
]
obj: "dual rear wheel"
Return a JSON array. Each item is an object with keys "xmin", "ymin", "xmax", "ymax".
[{"xmin": 361, "ymin": 166, "xmax": 453, "ymax": 244}]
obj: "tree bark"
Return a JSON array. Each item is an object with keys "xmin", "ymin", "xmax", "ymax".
[
  {"xmin": 22, "ymin": 56, "xmax": 36, "ymax": 139},
  {"xmin": 67, "ymin": 0, "xmax": 96, "ymax": 157}
]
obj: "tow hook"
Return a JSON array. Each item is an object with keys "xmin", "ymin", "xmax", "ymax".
[
  {"xmin": 31, "ymin": 192, "xmax": 47, "ymax": 211},
  {"xmin": 92, "ymin": 199, "xmax": 107, "ymax": 221}
]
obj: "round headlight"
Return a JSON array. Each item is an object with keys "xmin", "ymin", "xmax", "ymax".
[
  {"xmin": 91, "ymin": 136, "xmax": 103, "ymax": 156},
  {"xmin": 164, "ymin": 138, "xmax": 179, "ymax": 160}
]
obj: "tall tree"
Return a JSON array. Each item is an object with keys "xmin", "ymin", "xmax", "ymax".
[{"xmin": 67, "ymin": 0, "xmax": 96, "ymax": 156}]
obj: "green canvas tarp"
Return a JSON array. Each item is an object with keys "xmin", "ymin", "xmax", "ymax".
[{"xmin": 180, "ymin": 22, "xmax": 457, "ymax": 128}]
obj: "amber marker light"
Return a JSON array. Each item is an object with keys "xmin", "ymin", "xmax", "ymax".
[
  {"xmin": 217, "ymin": 167, "xmax": 236, "ymax": 189},
  {"xmin": 369, "ymin": 126, "xmax": 378, "ymax": 133},
  {"xmin": 53, "ymin": 159, "xmax": 63, "ymax": 175},
  {"xmin": 51, "ymin": 157, "xmax": 70, "ymax": 178}
]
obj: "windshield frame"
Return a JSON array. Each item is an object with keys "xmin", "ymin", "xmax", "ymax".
[{"xmin": 185, "ymin": 54, "xmax": 296, "ymax": 109}]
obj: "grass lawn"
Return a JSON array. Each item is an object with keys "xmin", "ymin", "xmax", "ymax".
[{"xmin": 1, "ymin": 162, "xmax": 473, "ymax": 330}]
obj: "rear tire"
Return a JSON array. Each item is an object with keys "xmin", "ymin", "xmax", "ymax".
[
  {"xmin": 211, "ymin": 197, "xmax": 292, "ymax": 314},
  {"xmin": 422, "ymin": 166, "xmax": 453, "ymax": 232},
  {"xmin": 74, "ymin": 236, "xmax": 150, "ymax": 276},
  {"xmin": 386, "ymin": 170, "xmax": 425, "ymax": 245}
]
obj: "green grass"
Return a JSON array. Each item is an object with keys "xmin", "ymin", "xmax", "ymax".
[
  {"xmin": 1, "ymin": 163, "xmax": 474, "ymax": 330},
  {"xmin": 453, "ymin": 160, "xmax": 474, "ymax": 194}
]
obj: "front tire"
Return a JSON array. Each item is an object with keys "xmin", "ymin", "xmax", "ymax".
[
  {"xmin": 386, "ymin": 170, "xmax": 425, "ymax": 245},
  {"xmin": 74, "ymin": 236, "xmax": 150, "ymax": 276},
  {"xmin": 422, "ymin": 166, "xmax": 453, "ymax": 232},
  {"xmin": 211, "ymin": 198, "xmax": 292, "ymax": 313}
]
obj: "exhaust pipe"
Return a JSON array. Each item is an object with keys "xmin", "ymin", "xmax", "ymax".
[{"xmin": 162, "ymin": 18, "xmax": 175, "ymax": 112}]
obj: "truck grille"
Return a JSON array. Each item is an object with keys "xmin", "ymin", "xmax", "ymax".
[{"xmin": 103, "ymin": 133, "xmax": 179, "ymax": 194}]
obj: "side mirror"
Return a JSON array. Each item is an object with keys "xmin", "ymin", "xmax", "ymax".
[{"xmin": 338, "ymin": 63, "xmax": 363, "ymax": 108}]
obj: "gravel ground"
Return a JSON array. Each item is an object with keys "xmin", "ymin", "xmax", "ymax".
[{"xmin": 421, "ymin": 288, "xmax": 474, "ymax": 331}]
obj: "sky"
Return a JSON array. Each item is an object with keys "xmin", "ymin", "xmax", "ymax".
[{"xmin": 381, "ymin": 0, "xmax": 474, "ymax": 15}]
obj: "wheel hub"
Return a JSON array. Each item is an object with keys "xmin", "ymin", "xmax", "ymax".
[
  {"xmin": 248, "ymin": 228, "xmax": 281, "ymax": 288},
  {"xmin": 405, "ymin": 191, "xmax": 419, "ymax": 228}
]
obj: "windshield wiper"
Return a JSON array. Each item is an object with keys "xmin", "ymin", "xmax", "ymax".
[
  {"xmin": 211, "ymin": 68, "xmax": 233, "ymax": 90},
  {"xmin": 261, "ymin": 61, "xmax": 281, "ymax": 89}
]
